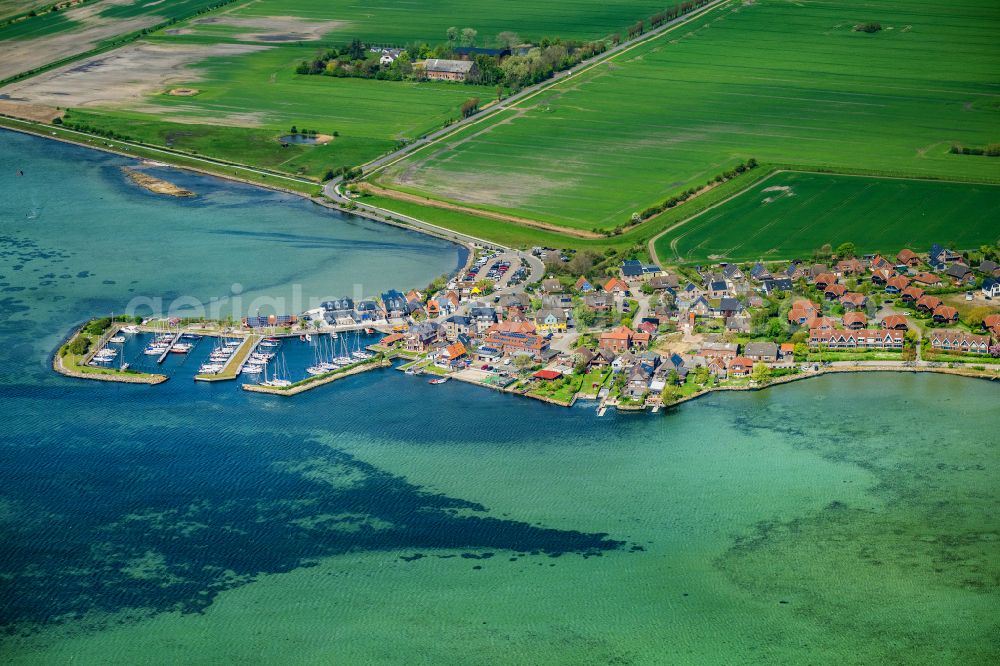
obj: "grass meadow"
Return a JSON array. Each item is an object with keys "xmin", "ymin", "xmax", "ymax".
[
  {"xmin": 653, "ymin": 171, "xmax": 1000, "ymax": 263},
  {"xmin": 35, "ymin": 0, "xmax": 679, "ymax": 179},
  {"xmin": 66, "ymin": 44, "xmax": 493, "ymax": 179},
  {"xmin": 210, "ymin": 0, "xmax": 671, "ymax": 45},
  {"xmin": 380, "ymin": 0, "xmax": 1000, "ymax": 232}
]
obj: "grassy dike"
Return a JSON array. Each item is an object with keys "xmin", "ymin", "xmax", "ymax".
[{"xmin": 0, "ymin": 115, "xmax": 322, "ymax": 197}]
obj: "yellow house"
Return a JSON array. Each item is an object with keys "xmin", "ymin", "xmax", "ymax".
[{"xmin": 533, "ymin": 308, "xmax": 567, "ymax": 334}]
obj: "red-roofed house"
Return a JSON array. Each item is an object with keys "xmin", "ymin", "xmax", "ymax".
[
  {"xmin": 485, "ymin": 320, "xmax": 536, "ymax": 336},
  {"xmin": 844, "ymin": 312, "xmax": 868, "ymax": 329},
  {"xmin": 727, "ymin": 356, "xmax": 753, "ymax": 377},
  {"xmin": 814, "ymin": 272, "xmax": 838, "ymax": 289},
  {"xmin": 871, "ymin": 268, "xmax": 895, "ymax": 285},
  {"xmin": 436, "ymin": 341, "xmax": 468, "ymax": 369},
  {"xmin": 379, "ymin": 332, "xmax": 405, "ymax": 347},
  {"xmin": 600, "ymin": 326, "xmax": 634, "ymax": 353},
  {"xmin": 841, "ymin": 292, "xmax": 867, "ymax": 309},
  {"xmin": 912, "ymin": 272, "xmax": 942, "ymax": 287},
  {"xmin": 824, "ymin": 284, "xmax": 847, "ymax": 300},
  {"xmin": 932, "ymin": 305, "xmax": 959, "ymax": 323},
  {"xmin": 896, "ymin": 249, "xmax": 920, "ymax": 266},
  {"xmin": 900, "ymin": 286, "xmax": 924, "ymax": 304},
  {"xmin": 916, "ymin": 295, "xmax": 942, "ymax": 313},
  {"xmin": 880, "ymin": 315, "xmax": 909, "ymax": 331},
  {"xmin": 886, "ymin": 275, "xmax": 910, "ymax": 293},
  {"xmin": 788, "ymin": 299, "xmax": 820, "ymax": 325},
  {"xmin": 806, "ymin": 315, "xmax": 837, "ymax": 330},
  {"xmin": 870, "ymin": 254, "xmax": 892, "ymax": 271},
  {"xmin": 533, "ymin": 369, "xmax": 562, "ymax": 381},
  {"xmin": 604, "ymin": 278, "xmax": 628, "ymax": 295}
]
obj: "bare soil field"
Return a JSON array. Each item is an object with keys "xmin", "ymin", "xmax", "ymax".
[
  {"xmin": 0, "ymin": 42, "xmax": 267, "ymax": 110},
  {"xmin": 0, "ymin": 100, "xmax": 63, "ymax": 123},
  {"xmin": 188, "ymin": 15, "xmax": 346, "ymax": 42},
  {"xmin": 0, "ymin": 0, "xmax": 159, "ymax": 80}
]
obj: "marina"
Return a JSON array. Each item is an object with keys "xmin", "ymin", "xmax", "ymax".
[{"xmin": 56, "ymin": 319, "xmax": 393, "ymax": 395}]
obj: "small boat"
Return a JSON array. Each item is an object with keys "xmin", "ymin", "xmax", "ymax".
[
  {"xmin": 305, "ymin": 334, "xmax": 312, "ymax": 342},
  {"xmin": 429, "ymin": 377, "xmax": 450, "ymax": 385},
  {"xmin": 305, "ymin": 366, "xmax": 328, "ymax": 376},
  {"xmin": 259, "ymin": 341, "xmax": 279, "ymax": 349},
  {"xmin": 181, "ymin": 333, "xmax": 202, "ymax": 340},
  {"xmin": 170, "ymin": 343, "xmax": 193, "ymax": 353},
  {"xmin": 262, "ymin": 378, "xmax": 292, "ymax": 388},
  {"xmin": 108, "ymin": 335, "xmax": 126, "ymax": 344},
  {"xmin": 299, "ymin": 335, "xmax": 306, "ymax": 342},
  {"xmin": 199, "ymin": 363, "xmax": 224, "ymax": 373},
  {"xmin": 329, "ymin": 331, "xmax": 338, "ymax": 338},
  {"xmin": 223, "ymin": 340, "xmax": 242, "ymax": 348},
  {"xmin": 144, "ymin": 348, "xmax": 166, "ymax": 356},
  {"xmin": 404, "ymin": 368, "xmax": 416, "ymax": 375},
  {"xmin": 122, "ymin": 325, "xmax": 139, "ymax": 334},
  {"xmin": 364, "ymin": 328, "xmax": 375, "ymax": 334}
]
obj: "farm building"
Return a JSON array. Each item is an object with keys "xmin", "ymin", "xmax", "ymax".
[{"xmin": 421, "ymin": 59, "xmax": 478, "ymax": 82}]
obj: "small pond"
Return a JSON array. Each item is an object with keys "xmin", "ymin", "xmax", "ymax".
[{"xmin": 279, "ymin": 134, "xmax": 322, "ymax": 145}]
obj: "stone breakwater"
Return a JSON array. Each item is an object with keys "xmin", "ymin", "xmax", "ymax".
[
  {"xmin": 242, "ymin": 359, "xmax": 391, "ymax": 396},
  {"xmin": 53, "ymin": 353, "xmax": 167, "ymax": 384}
]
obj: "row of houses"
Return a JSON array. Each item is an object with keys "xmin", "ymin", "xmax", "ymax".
[{"xmin": 808, "ymin": 329, "xmax": 906, "ymax": 350}]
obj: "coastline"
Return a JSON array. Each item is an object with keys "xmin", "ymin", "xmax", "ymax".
[
  {"xmin": 657, "ymin": 364, "xmax": 1000, "ymax": 412},
  {"xmin": 0, "ymin": 120, "xmax": 490, "ymax": 254}
]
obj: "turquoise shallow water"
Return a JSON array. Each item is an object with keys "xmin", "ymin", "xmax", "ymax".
[{"xmin": 0, "ymin": 130, "xmax": 998, "ymax": 664}]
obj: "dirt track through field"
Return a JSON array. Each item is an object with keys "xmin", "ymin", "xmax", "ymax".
[{"xmin": 362, "ymin": 183, "xmax": 604, "ymax": 239}]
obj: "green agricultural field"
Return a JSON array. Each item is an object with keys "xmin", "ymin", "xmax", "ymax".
[
  {"xmin": 378, "ymin": 0, "xmax": 1000, "ymax": 233},
  {"xmin": 59, "ymin": 42, "xmax": 492, "ymax": 179},
  {"xmin": 654, "ymin": 171, "xmax": 1000, "ymax": 263},
  {"xmin": 201, "ymin": 0, "xmax": 672, "ymax": 45}
]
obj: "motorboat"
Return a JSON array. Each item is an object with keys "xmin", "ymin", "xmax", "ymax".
[
  {"xmin": 108, "ymin": 335, "xmax": 126, "ymax": 344},
  {"xmin": 170, "ymin": 343, "xmax": 193, "ymax": 353}
]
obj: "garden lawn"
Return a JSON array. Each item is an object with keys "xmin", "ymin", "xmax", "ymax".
[
  {"xmin": 381, "ymin": 0, "xmax": 1000, "ymax": 231},
  {"xmin": 655, "ymin": 171, "xmax": 1000, "ymax": 263}
]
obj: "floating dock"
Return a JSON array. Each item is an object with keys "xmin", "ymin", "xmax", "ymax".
[
  {"xmin": 156, "ymin": 332, "xmax": 183, "ymax": 364},
  {"xmin": 194, "ymin": 334, "xmax": 259, "ymax": 382}
]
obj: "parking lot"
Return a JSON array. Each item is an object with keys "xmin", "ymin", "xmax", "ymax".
[{"xmin": 461, "ymin": 251, "xmax": 528, "ymax": 290}]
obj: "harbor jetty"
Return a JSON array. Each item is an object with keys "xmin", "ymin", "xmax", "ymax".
[
  {"xmin": 243, "ymin": 355, "xmax": 391, "ymax": 396},
  {"xmin": 53, "ymin": 320, "xmax": 167, "ymax": 385}
]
